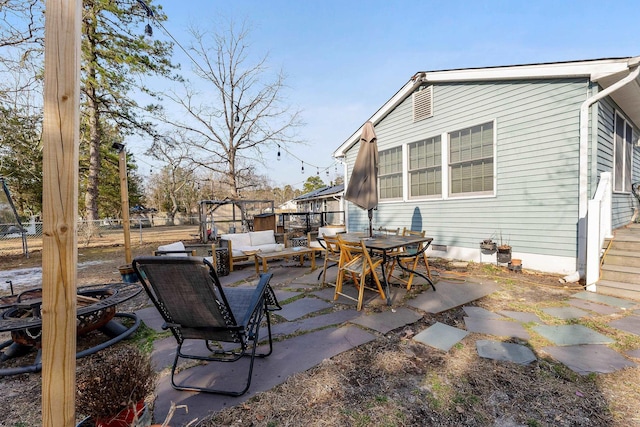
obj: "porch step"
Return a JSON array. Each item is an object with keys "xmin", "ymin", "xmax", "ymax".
[
  {"xmin": 604, "ymin": 235, "xmax": 640, "ymax": 251},
  {"xmin": 596, "ymin": 222, "xmax": 640, "ymax": 301},
  {"xmin": 600, "ymin": 264, "xmax": 640, "ymax": 285},
  {"xmin": 596, "ymin": 280, "xmax": 640, "ymax": 301},
  {"xmin": 603, "ymin": 249, "xmax": 640, "ymax": 267}
]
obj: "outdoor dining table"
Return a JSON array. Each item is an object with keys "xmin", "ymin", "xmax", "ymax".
[{"xmin": 337, "ymin": 232, "xmax": 435, "ymax": 305}]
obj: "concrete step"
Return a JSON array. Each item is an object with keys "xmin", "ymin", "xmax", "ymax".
[
  {"xmin": 596, "ymin": 279, "xmax": 640, "ymax": 301},
  {"xmin": 600, "ymin": 264, "xmax": 640, "ymax": 285},
  {"xmin": 603, "ymin": 249, "xmax": 640, "ymax": 267},
  {"xmin": 605, "ymin": 234, "xmax": 640, "ymax": 252}
]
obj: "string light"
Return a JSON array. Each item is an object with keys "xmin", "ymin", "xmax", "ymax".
[
  {"xmin": 137, "ymin": 1, "xmax": 341, "ymax": 183},
  {"xmin": 316, "ymin": 167, "xmax": 320, "ymax": 176}
]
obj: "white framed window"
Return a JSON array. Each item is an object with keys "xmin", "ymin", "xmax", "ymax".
[
  {"xmin": 379, "ymin": 146, "xmax": 403, "ymax": 200},
  {"xmin": 448, "ymin": 121, "xmax": 494, "ymax": 196},
  {"xmin": 614, "ymin": 112, "xmax": 634, "ymax": 192},
  {"xmin": 408, "ymin": 135, "xmax": 442, "ymax": 198}
]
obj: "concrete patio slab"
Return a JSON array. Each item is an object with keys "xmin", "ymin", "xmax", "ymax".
[
  {"xmin": 476, "ymin": 339, "xmax": 536, "ymax": 365},
  {"xmin": 542, "ymin": 344, "xmax": 637, "ymax": 374},
  {"xmin": 268, "ymin": 265, "xmax": 315, "ymax": 284},
  {"xmin": 464, "ymin": 317, "xmax": 530, "ymax": 340},
  {"xmin": 497, "ymin": 310, "xmax": 542, "ymax": 324},
  {"xmin": 609, "ymin": 315, "xmax": 640, "ymax": 336},
  {"xmin": 136, "ymin": 306, "xmax": 165, "ymax": 332},
  {"xmin": 568, "ymin": 298, "xmax": 621, "ymax": 315},
  {"xmin": 291, "ymin": 270, "xmax": 323, "ymax": 285},
  {"xmin": 150, "ymin": 336, "xmax": 213, "ymax": 372},
  {"xmin": 351, "ymin": 307, "xmax": 423, "ymax": 334},
  {"xmin": 541, "ymin": 306, "xmax": 590, "ymax": 320},
  {"xmin": 220, "ymin": 268, "xmax": 255, "ymax": 285},
  {"xmin": 311, "ymin": 285, "xmax": 393, "ymax": 309},
  {"xmin": 153, "ymin": 326, "xmax": 376, "ymax": 425},
  {"xmin": 571, "ymin": 291, "xmax": 638, "ymax": 309},
  {"xmin": 407, "ymin": 280, "xmax": 497, "ymax": 314},
  {"xmin": 463, "ymin": 306, "xmax": 505, "ymax": 319},
  {"xmin": 276, "ymin": 297, "xmax": 333, "ymax": 321},
  {"xmin": 413, "ymin": 322, "xmax": 469, "ymax": 352},
  {"xmin": 273, "ymin": 289, "xmax": 301, "ymax": 303},
  {"xmin": 269, "ymin": 309, "xmax": 360, "ymax": 338},
  {"xmin": 532, "ymin": 325, "xmax": 614, "ymax": 346},
  {"xmin": 626, "ymin": 348, "xmax": 640, "ymax": 358}
]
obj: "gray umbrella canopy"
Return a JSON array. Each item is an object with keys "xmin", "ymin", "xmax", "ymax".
[{"xmin": 344, "ymin": 121, "xmax": 378, "ymax": 236}]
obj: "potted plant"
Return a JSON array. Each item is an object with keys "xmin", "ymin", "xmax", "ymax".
[
  {"xmin": 480, "ymin": 239, "xmax": 497, "ymax": 253},
  {"xmin": 76, "ymin": 345, "xmax": 156, "ymax": 427},
  {"xmin": 497, "ymin": 232, "xmax": 512, "ymax": 264}
]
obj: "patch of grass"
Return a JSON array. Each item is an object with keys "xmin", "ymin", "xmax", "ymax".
[{"xmin": 132, "ymin": 322, "xmax": 171, "ymax": 353}]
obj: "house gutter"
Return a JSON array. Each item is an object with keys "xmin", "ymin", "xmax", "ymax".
[{"xmin": 563, "ymin": 60, "xmax": 640, "ymax": 283}]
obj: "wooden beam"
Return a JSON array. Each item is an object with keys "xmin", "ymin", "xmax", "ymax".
[
  {"xmin": 41, "ymin": 1, "xmax": 81, "ymax": 426},
  {"xmin": 118, "ymin": 147, "xmax": 133, "ymax": 264}
]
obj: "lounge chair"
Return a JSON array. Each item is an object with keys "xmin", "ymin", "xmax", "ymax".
[{"xmin": 132, "ymin": 256, "xmax": 281, "ymax": 396}]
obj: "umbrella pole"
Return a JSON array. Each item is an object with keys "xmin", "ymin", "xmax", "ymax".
[{"xmin": 368, "ymin": 209, "xmax": 373, "ymax": 237}]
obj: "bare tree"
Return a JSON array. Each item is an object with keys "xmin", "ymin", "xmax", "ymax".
[
  {"xmin": 147, "ymin": 132, "xmax": 199, "ymax": 225},
  {"xmin": 158, "ymin": 22, "xmax": 302, "ymax": 199},
  {"xmin": 0, "ymin": 0, "xmax": 43, "ymax": 108}
]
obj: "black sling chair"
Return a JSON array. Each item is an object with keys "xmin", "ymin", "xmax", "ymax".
[{"xmin": 132, "ymin": 256, "xmax": 280, "ymax": 396}]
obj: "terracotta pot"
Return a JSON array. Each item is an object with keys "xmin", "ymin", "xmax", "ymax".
[{"xmin": 95, "ymin": 401, "xmax": 149, "ymax": 427}]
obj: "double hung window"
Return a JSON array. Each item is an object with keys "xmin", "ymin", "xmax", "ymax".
[
  {"xmin": 379, "ymin": 146, "xmax": 403, "ymax": 199},
  {"xmin": 614, "ymin": 112, "xmax": 634, "ymax": 192},
  {"xmin": 449, "ymin": 122, "xmax": 494, "ymax": 196},
  {"xmin": 408, "ymin": 136, "xmax": 441, "ymax": 198}
]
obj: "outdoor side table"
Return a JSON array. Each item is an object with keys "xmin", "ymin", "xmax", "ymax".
[
  {"xmin": 290, "ymin": 236, "xmax": 308, "ymax": 247},
  {"xmin": 214, "ymin": 247, "xmax": 230, "ymax": 276}
]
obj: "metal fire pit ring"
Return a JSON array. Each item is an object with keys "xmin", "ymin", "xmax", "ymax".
[{"xmin": 0, "ymin": 283, "xmax": 142, "ymax": 376}]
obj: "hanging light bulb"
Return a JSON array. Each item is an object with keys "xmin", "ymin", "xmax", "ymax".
[
  {"xmin": 317, "ymin": 167, "xmax": 320, "ymax": 176},
  {"xmin": 144, "ymin": 23, "xmax": 153, "ymax": 36},
  {"xmin": 326, "ymin": 170, "xmax": 329, "ymax": 177},
  {"xmin": 277, "ymin": 144, "xmax": 281, "ymax": 161},
  {"xmin": 301, "ymin": 161, "xmax": 305, "ymax": 174}
]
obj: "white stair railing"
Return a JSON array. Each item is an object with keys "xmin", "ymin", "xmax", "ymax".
[{"xmin": 586, "ymin": 172, "xmax": 612, "ymax": 289}]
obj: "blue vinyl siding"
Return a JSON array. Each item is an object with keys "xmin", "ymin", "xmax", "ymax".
[
  {"xmin": 344, "ymin": 78, "xmax": 589, "ymax": 259},
  {"xmin": 597, "ymin": 97, "xmax": 640, "ymax": 228}
]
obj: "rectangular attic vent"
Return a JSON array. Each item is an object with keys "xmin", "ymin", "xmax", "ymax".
[{"xmin": 413, "ymin": 85, "xmax": 433, "ymax": 122}]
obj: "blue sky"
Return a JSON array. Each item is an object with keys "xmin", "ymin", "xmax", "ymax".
[{"xmin": 135, "ymin": 0, "xmax": 640, "ymax": 189}]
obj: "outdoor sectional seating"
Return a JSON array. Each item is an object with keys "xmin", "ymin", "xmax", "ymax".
[
  {"xmin": 219, "ymin": 230, "xmax": 284, "ymax": 271},
  {"xmin": 306, "ymin": 225, "xmax": 346, "ymax": 252}
]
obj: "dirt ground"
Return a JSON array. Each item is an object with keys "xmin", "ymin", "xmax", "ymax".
[{"xmin": 1, "ymin": 226, "xmax": 640, "ymax": 426}]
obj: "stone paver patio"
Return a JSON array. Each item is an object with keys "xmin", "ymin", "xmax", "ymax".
[{"xmin": 136, "ymin": 257, "xmax": 640, "ymax": 425}]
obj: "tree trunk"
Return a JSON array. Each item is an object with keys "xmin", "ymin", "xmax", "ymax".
[
  {"xmin": 84, "ymin": 90, "xmax": 101, "ymax": 222},
  {"xmin": 83, "ymin": 9, "xmax": 100, "ymax": 222}
]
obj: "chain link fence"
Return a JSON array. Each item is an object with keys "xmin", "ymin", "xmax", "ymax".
[{"xmin": 0, "ymin": 216, "xmax": 202, "ymax": 256}]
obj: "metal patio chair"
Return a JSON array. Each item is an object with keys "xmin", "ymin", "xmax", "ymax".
[
  {"xmin": 386, "ymin": 227, "xmax": 432, "ymax": 290},
  {"xmin": 132, "ymin": 256, "xmax": 280, "ymax": 396}
]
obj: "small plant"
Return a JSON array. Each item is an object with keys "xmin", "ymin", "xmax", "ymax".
[
  {"xmin": 498, "ymin": 231, "xmax": 511, "ymax": 249},
  {"xmin": 76, "ymin": 345, "xmax": 156, "ymax": 423}
]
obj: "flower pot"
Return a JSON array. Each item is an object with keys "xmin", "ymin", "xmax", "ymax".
[
  {"xmin": 118, "ymin": 264, "xmax": 139, "ymax": 283},
  {"xmin": 77, "ymin": 401, "xmax": 151, "ymax": 427},
  {"xmin": 496, "ymin": 246, "xmax": 512, "ymax": 263},
  {"xmin": 480, "ymin": 241, "xmax": 497, "ymax": 254}
]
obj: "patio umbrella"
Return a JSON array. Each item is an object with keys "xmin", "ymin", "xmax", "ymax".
[{"xmin": 344, "ymin": 121, "xmax": 378, "ymax": 237}]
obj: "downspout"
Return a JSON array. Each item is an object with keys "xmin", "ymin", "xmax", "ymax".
[{"xmin": 562, "ymin": 61, "xmax": 640, "ymax": 283}]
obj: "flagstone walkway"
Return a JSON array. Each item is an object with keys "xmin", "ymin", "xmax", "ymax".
[{"xmin": 136, "ymin": 258, "xmax": 640, "ymax": 425}]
